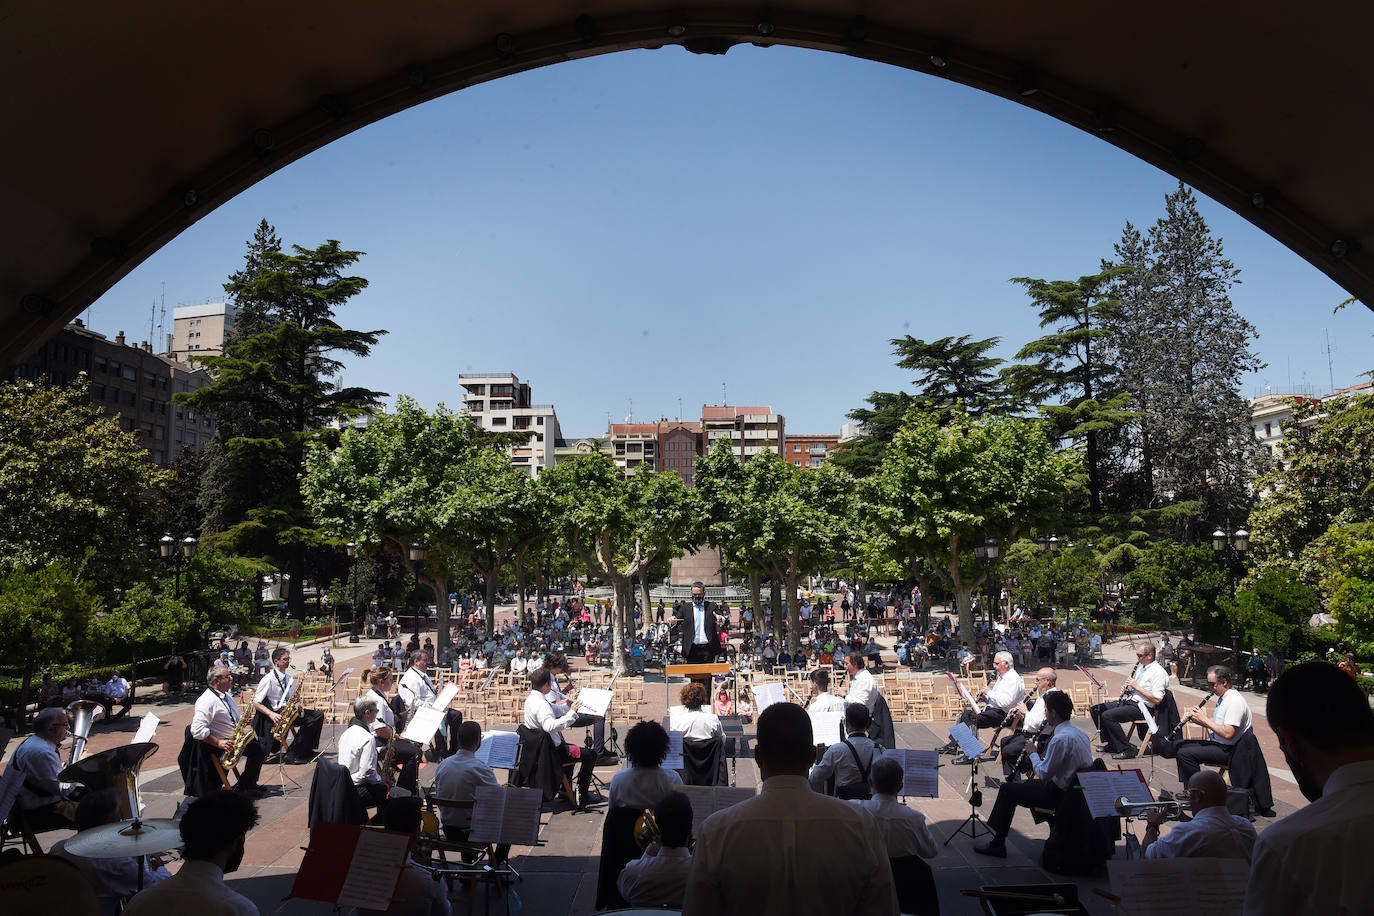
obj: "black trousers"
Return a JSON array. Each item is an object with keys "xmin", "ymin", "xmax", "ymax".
[
  {"xmin": 987, "ymin": 779, "xmax": 1064, "ymax": 842},
  {"xmin": 1175, "ymin": 738, "xmax": 1234, "ymax": 782},
  {"xmin": 999, "ymin": 731, "xmax": 1042, "ymax": 779},
  {"xmin": 1090, "ymin": 699, "xmax": 1146, "ymax": 753},
  {"xmin": 557, "ymin": 742, "xmax": 596, "ymax": 799},
  {"xmin": 959, "ymin": 706, "xmax": 1007, "ymax": 737},
  {"xmin": 568, "ymin": 711, "xmax": 607, "ymax": 755},
  {"xmin": 233, "ymin": 733, "xmax": 266, "ymax": 788},
  {"xmin": 378, "ymin": 737, "xmax": 424, "ymax": 794}
]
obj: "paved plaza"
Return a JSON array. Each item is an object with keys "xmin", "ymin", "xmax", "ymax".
[{"xmin": 4, "ymin": 618, "xmax": 1308, "ymax": 915}]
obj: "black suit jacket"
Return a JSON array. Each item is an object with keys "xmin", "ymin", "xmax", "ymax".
[{"xmin": 673, "ymin": 600, "xmax": 720, "ymax": 658}]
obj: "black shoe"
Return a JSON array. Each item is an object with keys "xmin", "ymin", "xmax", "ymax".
[
  {"xmin": 1111, "ymin": 750, "xmax": 1136, "ymax": 760},
  {"xmin": 1257, "ymin": 807, "xmax": 1276, "ymax": 818},
  {"xmin": 1157, "ymin": 788, "xmax": 1175, "ymax": 801},
  {"xmin": 939, "ymin": 742, "xmax": 960, "ymax": 755},
  {"xmin": 973, "ymin": 840, "xmax": 1007, "ymax": 858},
  {"xmin": 234, "ymin": 784, "xmax": 268, "ymax": 799},
  {"xmin": 951, "ymin": 754, "xmax": 973, "ymax": 766},
  {"xmin": 985, "ymin": 776, "xmax": 1004, "ymax": 790},
  {"xmin": 595, "ymin": 754, "xmax": 620, "ymax": 767},
  {"xmin": 1095, "ymin": 744, "xmax": 1110, "ymax": 753}
]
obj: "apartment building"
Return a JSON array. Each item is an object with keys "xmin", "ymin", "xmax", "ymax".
[
  {"xmin": 10, "ymin": 320, "xmax": 214, "ymax": 465},
  {"xmin": 785, "ymin": 432, "xmax": 840, "ymax": 468},
  {"xmin": 170, "ymin": 301, "xmax": 237, "ymax": 364},
  {"xmin": 604, "ymin": 422, "xmax": 660, "ymax": 474},
  {"xmin": 1251, "ymin": 380, "xmax": 1374, "ymax": 460},
  {"xmin": 458, "ymin": 372, "xmax": 562, "ymax": 475},
  {"xmin": 659, "ymin": 422, "xmax": 703, "ymax": 486},
  {"xmin": 700, "ymin": 404, "xmax": 785, "ymax": 460}
]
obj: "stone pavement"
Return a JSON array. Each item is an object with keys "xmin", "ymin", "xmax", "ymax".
[{"xmin": 4, "ymin": 618, "xmax": 1309, "ymax": 915}]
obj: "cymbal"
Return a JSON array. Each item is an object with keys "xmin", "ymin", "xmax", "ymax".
[{"xmin": 63, "ymin": 817, "xmax": 182, "ymax": 858}]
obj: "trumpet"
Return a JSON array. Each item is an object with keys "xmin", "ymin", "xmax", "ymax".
[{"xmin": 1114, "ymin": 795, "xmax": 1186, "ymax": 820}]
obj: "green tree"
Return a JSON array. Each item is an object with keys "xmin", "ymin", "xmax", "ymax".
[
  {"xmin": 1322, "ymin": 523, "xmax": 1374, "ymax": 656},
  {"xmin": 862, "ymin": 406, "xmax": 1080, "ymax": 636},
  {"xmin": 1232, "ymin": 565, "xmax": 1319, "ymax": 658},
  {"xmin": 0, "ymin": 378, "xmax": 169, "ymax": 589},
  {"xmin": 1123, "ymin": 540, "xmax": 1226, "ymax": 637},
  {"xmin": 542, "ymin": 454, "xmax": 698, "ymax": 672},
  {"xmin": 180, "ymin": 238, "xmax": 387, "ymax": 615},
  {"xmin": 1005, "ymin": 268, "xmax": 1136, "ymax": 514},
  {"xmin": 0, "ymin": 562, "xmax": 103, "ymax": 724},
  {"xmin": 96, "ymin": 585, "xmax": 197, "ymax": 698},
  {"xmin": 181, "ymin": 549, "xmax": 267, "ymax": 634}
]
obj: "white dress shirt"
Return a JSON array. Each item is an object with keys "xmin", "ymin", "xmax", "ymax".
[
  {"xmin": 12, "ymin": 734, "xmax": 66, "ymax": 809},
  {"xmin": 608, "ymin": 765, "xmax": 684, "ymax": 810},
  {"xmin": 670, "ymin": 706, "xmax": 723, "ymax": 741},
  {"xmin": 1210, "ymin": 688, "xmax": 1252, "ymax": 745},
  {"xmin": 191, "ymin": 687, "xmax": 241, "ymax": 742},
  {"xmin": 338, "ymin": 721, "xmax": 383, "ymax": 786},
  {"xmin": 810, "ymin": 691, "xmax": 847, "ymax": 717},
  {"xmin": 253, "ymin": 669, "xmax": 294, "ymax": 711},
  {"xmin": 618, "ymin": 844, "xmax": 692, "ymax": 908},
  {"xmin": 1244, "ymin": 759, "xmax": 1374, "ymax": 916},
  {"xmin": 1031, "ymin": 722, "xmax": 1094, "ymax": 790},
  {"xmin": 399, "ymin": 666, "xmax": 438, "ymax": 710},
  {"xmin": 366, "ymin": 689, "xmax": 396, "ymax": 735},
  {"xmin": 691, "ymin": 602, "xmax": 709, "ymax": 645},
  {"xmin": 120, "ymin": 860, "xmax": 258, "ymax": 916},
  {"xmin": 52, "ymin": 836, "xmax": 172, "ymax": 915},
  {"xmin": 103, "ymin": 675, "xmax": 130, "ymax": 699},
  {"xmin": 809, "ymin": 735, "xmax": 878, "ymax": 794},
  {"xmin": 986, "ymin": 669, "xmax": 1027, "ymax": 711},
  {"xmin": 431, "ymin": 749, "xmax": 500, "ymax": 829},
  {"xmin": 683, "ymin": 775, "xmax": 898, "ymax": 916},
  {"xmin": 1145, "ymin": 805, "xmax": 1256, "ymax": 861},
  {"xmin": 1129, "ymin": 661, "xmax": 1170, "ymax": 707},
  {"xmin": 854, "ymin": 794, "xmax": 938, "ymax": 858},
  {"xmin": 523, "ymin": 689, "xmax": 576, "ymax": 747},
  {"xmin": 1022, "ymin": 687, "xmax": 1060, "ymax": 733},
  {"xmin": 845, "ymin": 668, "xmax": 879, "ymax": 712}
]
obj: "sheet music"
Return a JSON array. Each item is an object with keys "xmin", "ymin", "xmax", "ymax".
[
  {"xmin": 336, "ymin": 828, "xmax": 411, "ymax": 909},
  {"xmin": 664, "ymin": 730, "xmax": 684, "ymax": 770},
  {"xmin": 131, "ymin": 712, "xmax": 159, "ymax": 744},
  {"xmin": 1136, "ymin": 698, "xmax": 1158, "ymax": 734},
  {"xmin": 576, "ymin": 687, "xmax": 613, "ymax": 718},
  {"xmin": 753, "ymin": 682, "xmax": 786, "ymax": 715},
  {"xmin": 1077, "ymin": 768, "xmax": 1151, "ymax": 818},
  {"xmin": 877, "ymin": 748, "xmax": 940, "ymax": 798},
  {"xmin": 808, "ymin": 705, "xmax": 845, "ymax": 746},
  {"xmin": 476, "ymin": 730, "xmax": 519, "ymax": 769},
  {"xmin": 675, "ymin": 785, "xmax": 755, "ymax": 830},
  {"xmin": 946, "ymin": 672, "xmax": 982, "ymax": 713},
  {"xmin": 0, "ymin": 764, "xmax": 25, "ymax": 824},
  {"xmin": 948, "ymin": 722, "xmax": 985, "ymax": 759},
  {"xmin": 432, "ymin": 682, "xmax": 458, "ymax": 710},
  {"xmin": 400, "ymin": 704, "xmax": 444, "ymax": 744},
  {"xmin": 1108, "ymin": 858, "xmax": 1249, "ymax": 916},
  {"xmin": 468, "ymin": 785, "xmax": 543, "ymax": 846}
]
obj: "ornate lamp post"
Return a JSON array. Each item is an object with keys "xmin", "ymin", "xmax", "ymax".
[
  {"xmin": 1212, "ymin": 527, "xmax": 1249, "ymax": 673},
  {"xmin": 159, "ymin": 533, "xmax": 197, "ymax": 600},
  {"xmin": 409, "ymin": 540, "xmax": 428, "ymax": 647},
  {"xmin": 974, "ymin": 536, "xmax": 1000, "ymax": 621},
  {"xmin": 346, "ymin": 542, "xmax": 361, "ymax": 644}
]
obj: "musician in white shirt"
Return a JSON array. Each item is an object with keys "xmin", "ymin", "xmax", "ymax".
[
  {"xmin": 844, "ymin": 652, "xmax": 879, "ymax": 712},
  {"xmin": 1174, "ymin": 664, "xmax": 1253, "ymax": 782},
  {"xmin": 191, "ymin": 664, "xmax": 266, "ymax": 796},
  {"xmin": 1142, "ymin": 770, "xmax": 1255, "ymax": 861},
  {"xmin": 997, "ymin": 668, "xmax": 1060, "ymax": 781},
  {"xmin": 524, "ymin": 666, "xmax": 596, "ymax": 806},
  {"xmin": 855, "ymin": 757, "xmax": 937, "ymax": 859},
  {"xmin": 942, "ymin": 651, "xmax": 1024, "ymax": 758},
  {"xmin": 542, "ymin": 651, "xmax": 616, "ymax": 764},
  {"xmin": 361, "ymin": 666, "xmax": 421, "ymax": 793},
  {"xmin": 398, "ymin": 650, "xmax": 461, "ymax": 760},
  {"xmin": 1090, "ymin": 644, "xmax": 1170, "ymax": 758},
  {"xmin": 338, "ymin": 695, "xmax": 395, "ymax": 813},
  {"xmin": 975, "ymin": 691, "xmax": 1093, "ymax": 858},
  {"xmin": 618, "ymin": 790, "xmax": 694, "ymax": 908},
  {"xmin": 670, "ymin": 682, "xmax": 722, "ymax": 741}
]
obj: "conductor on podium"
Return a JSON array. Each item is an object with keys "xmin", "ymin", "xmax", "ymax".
[{"xmin": 675, "ymin": 582, "xmax": 723, "ymax": 664}]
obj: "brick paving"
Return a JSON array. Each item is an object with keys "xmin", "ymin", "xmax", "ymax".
[{"xmin": 4, "ymin": 618, "xmax": 1308, "ymax": 915}]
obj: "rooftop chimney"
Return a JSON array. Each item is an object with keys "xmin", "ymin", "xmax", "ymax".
[
  {"xmin": 142, "ymin": 341, "xmax": 152, "ymax": 353},
  {"xmin": 115, "ymin": 330, "xmax": 126, "ymax": 346},
  {"xmin": 72, "ymin": 318, "xmax": 83, "ymax": 328}
]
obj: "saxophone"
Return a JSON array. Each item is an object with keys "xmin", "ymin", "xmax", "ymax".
[
  {"xmin": 271, "ymin": 688, "xmax": 302, "ymax": 746},
  {"xmin": 221, "ymin": 710, "xmax": 257, "ymax": 772},
  {"xmin": 381, "ymin": 728, "xmax": 399, "ymax": 785}
]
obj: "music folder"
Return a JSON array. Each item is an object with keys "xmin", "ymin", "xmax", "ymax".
[
  {"xmin": 291, "ymin": 821, "xmax": 412, "ymax": 910},
  {"xmin": 467, "ymin": 785, "xmax": 543, "ymax": 846}
]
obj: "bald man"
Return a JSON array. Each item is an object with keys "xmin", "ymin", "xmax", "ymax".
[{"xmin": 1142, "ymin": 770, "xmax": 1256, "ymax": 861}]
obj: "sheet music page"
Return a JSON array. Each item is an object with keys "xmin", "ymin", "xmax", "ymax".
[
  {"xmin": 1136, "ymin": 698, "xmax": 1158, "ymax": 733},
  {"xmin": 331, "ymin": 666, "xmax": 355, "ymax": 692},
  {"xmin": 664, "ymin": 730, "xmax": 684, "ymax": 770},
  {"xmin": 674, "ymin": 784, "xmax": 718, "ymax": 829},
  {"xmin": 946, "ymin": 672, "xmax": 981, "ymax": 713},
  {"xmin": 753, "ymin": 682, "xmax": 786, "ymax": 714},
  {"xmin": 1076, "ymin": 664, "xmax": 1104, "ymax": 691},
  {"xmin": 949, "ymin": 722, "xmax": 985, "ymax": 759},
  {"xmin": 576, "ymin": 687, "xmax": 613, "ymax": 718},
  {"xmin": 712, "ymin": 786, "xmax": 756, "ymax": 815},
  {"xmin": 468, "ymin": 785, "xmax": 509, "ymax": 844},
  {"xmin": 482, "ymin": 731, "xmax": 519, "ymax": 769},
  {"xmin": 400, "ymin": 704, "xmax": 444, "ymax": 744},
  {"xmin": 1108, "ymin": 858, "xmax": 1248, "ymax": 916},
  {"xmin": 808, "ymin": 705, "xmax": 845, "ymax": 746},
  {"xmin": 1077, "ymin": 768, "xmax": 1151, "ymax": 818},
  {"xmin": 432, "ymin": 682, "xmax": 458, "ymax": 710},
  {"xmin": 336, "ymin": 828, "xmax": 411, "ymax": 909},
  {"xmin": 878, "ymin": 748, "xmax": 940, "ymax": 798},
  {"xmin": 495, "ymin": 787, "xmax": 543, "ymax": 846},
  {"xmin": 132, "ymin": 712, "xmax": 159, "ymax": 745},
  {"xmin": 0, "ymin": 764, "xmax": 25, "ymax": 823}
]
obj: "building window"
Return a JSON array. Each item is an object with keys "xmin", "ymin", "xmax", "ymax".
[
  {"xmin": 794, "ymin": 444, "xmax": 802, "ymax": 453},
  {"xmin": 1264, "ymin": 422, "xmax": 1272, "ymax": 437},
  {"xmin": 122, "ymin": 366, "xmax": 137, "ymax": 381},
  {"xmin": 536, "ymin": 416, "xmax": 544, "ymax": 425},
  {"xmin": 491, "ymin": 416, "xmax": 506, "ymax": 426},
  {"xmin": 95, "ymin": 356, "xmax": 107, "ymax": 373},
  {"xmin": 154, "ymin": 426, "xmax": 165, "ymax": 441}
]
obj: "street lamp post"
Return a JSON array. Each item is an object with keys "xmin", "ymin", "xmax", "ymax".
[
  {"xmin": 346, "ymin": 542, "xmax": 361, "ymax": 644},
  {"xmin": 159, "ymin": 533, "xmax": 197, "ymax": 600},
  {"xmin": 1211, "ymin": 527, "xmax": 1250, "ymax": 674},
  {"xmin": 409, "ymin": 540, "xmax": 428, "ymax": 648},
  {"xmin": 974, "ymin": 536, "xmax": 1000, "ymax": 622}
]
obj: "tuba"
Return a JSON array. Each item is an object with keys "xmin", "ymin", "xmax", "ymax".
[
  {"xmin": 66, "ymin": 699, "xmax": 103, "ymax": 767},
  {"xmin": 220, "ymin": 709, "xmax": 258, "ymax": 772},
  {"xmin": 271, "ymin": 688, "xmax": 302, "ymax": 746}
]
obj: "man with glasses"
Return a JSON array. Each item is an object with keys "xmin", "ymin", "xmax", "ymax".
[
  {"xmin": 191, "ymin": 663, "xmax": 267, "ymax": 797},
  {"xmin": 1090, "ymin": 644, "xmax": 1169, "ymax": 759},
  {"xmin": 997, "ymin": 668, "xmax": 1060, "ymax": 783},
  {"xmin": 12, "ymin": 706, "xmax": 81, "ymax": 830},
  {"xmin": 1173, "ymin": 665, "xmax": 1252, "ymax": 782}
]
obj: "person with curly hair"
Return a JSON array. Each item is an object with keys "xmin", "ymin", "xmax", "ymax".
[
  {"xmin": 671, "ymin": 682, "xmax": 722, "ymax": 741},
  {"xmin": 608, "ymin": 721, "xmax": 683, "ymax": 810}
]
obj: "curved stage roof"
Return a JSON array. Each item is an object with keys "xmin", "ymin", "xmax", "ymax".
[{"xmin": 3, "ymin": 2, "xmax": 1371, "ymax": 363}]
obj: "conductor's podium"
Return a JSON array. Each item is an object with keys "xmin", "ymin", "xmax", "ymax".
[{"xmin": 663, "ymin": 662, "xmax": 730, "ymax": 706}]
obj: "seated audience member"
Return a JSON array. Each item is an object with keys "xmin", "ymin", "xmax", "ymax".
[
  {"xmin": 1244, "ymin": 662, "xmax": 1374, "ymax": 916},
  {"xmin": 431, "ymin": 721, "xmax": 500, "ymax": 839},
  {"xmin": 856, "ymin": 756, "xmax": 937, "ymax": 859},
  {"xmin": 617, "ymin": 790, "xmax": 694, "ymax": 908},
  {"xmin": 713, "ymin": 687, "xmax": 733, "ymax": 716},
  {"xmin": 1143, "ymin": 770, "xmax": 1256, "ymax": 860},
  {"xmin": 671, "ymin": 682, "xmax": 723, "ymax": 741},
  {"xmin": 53, "ymin": 789, "xmax": 172, "ymax": 914},
  {"xmin": 609, "ymin": 720, "xmax": 684, "ymax": 809},
  {"xmin": 103, "ymin": 670, "xmax": 133, "ymax": 718},
  {"xmin": 974, "ymin": 691, "xmax": 1093, "ymax": 858},
  {"xmin": 121, "ymin": 789, "xmax": 260, "ymax": 915},
  {"xmin": 356, "ymin": 795, "xmax": 452, "ymax": 916},
  {"xmin": 683, "ymin": 703, "xmax": 898, "ymax": 915},
  {"xmin": 810, "ymin": 703, "xmax": 878, "ymax": 798},
  {"xmin": 12, "ymin": 706, "xmax": 80, "ymax": 830}
]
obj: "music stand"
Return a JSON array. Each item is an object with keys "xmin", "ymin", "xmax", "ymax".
[{"xmin": 944, "ymin": 723, "xmax": 992, "ymax": 844}]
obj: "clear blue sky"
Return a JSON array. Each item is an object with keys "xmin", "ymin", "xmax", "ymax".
[{"xmin": 87, "ymin": 45, "xmax": 1371, "ymax": 436}]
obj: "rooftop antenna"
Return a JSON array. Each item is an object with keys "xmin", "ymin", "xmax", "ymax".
[
  {"xmin": 625, "ymin": 398, "xmax": 633, "ymax": 423},
  {"xmin": 1325, "ymin": 329, "xmax": 1336, "ymax": 394},
  {"xmin": 677, "ymin": 397, "xmax": 682, "ymax": 421},
  {"xmin": 722, "ymin": 382, "xmax": 727, "ymax": 406},
  {"xmin": 156, "ymin": 281, "xmax": 167, "ymax": 353}
]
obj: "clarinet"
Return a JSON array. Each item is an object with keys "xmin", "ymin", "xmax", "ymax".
[
  {"xmin": 1161, "ymin": 693, "xmax": 1214, "ymax": 744},
  {"xmin": 986, "ymin": 688, "xmax": 1038, "ymax": 758},
  {"xmin": 1013, "ymin": 722, "xmax": 1047, "ymax": 773},
  {"xmin": 1118, "ymin": 662, "xmax": 1141, "ymax": 702}
]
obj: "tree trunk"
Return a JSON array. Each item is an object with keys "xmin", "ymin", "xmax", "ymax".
[
  {"xmin": 536, "ymin": 557, "xmax": 547, "ymax": 606},
  {"xmin": 856, "ymin": 577, "xmax": 867, "ymax": 616},
  {"xmin": 611, "ymin": 577, "xmax": 629, "ymax": 674},
  {"xmin": 748, "ymin": 570, "xmax": 762, "ymax": 628},
  {"xmin": 18, "ymin": 654, "xmax": 34, "ymax": 728},
  {"xmin": 638, "ymin": 572, "xmax": 652, "ymax": 641},
  {"xmin": 484, "ymin": 572, "xmax": 497, "ymax": 633},
  {"xmin": 515, "ymin": 550, "xmax": 528, "ymax": 626},
  {"xmin": 956, "ymin": 587, "xmax": 974, "ymax": 642},
  {"xmin": 130, "ymin": 651, "xmax": 139, "ymax": 701},
  {"xmin": 768, "ymin": 576, "xmax": 784, "ymax": 645},
  {"xmin": 786, "ymin": 552, "xmax": 802, "ymax": 655}
]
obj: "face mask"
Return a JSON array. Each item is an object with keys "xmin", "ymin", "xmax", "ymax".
[{"xmin": 225, "ymin": 838, "xmax": 246, "ymax": 874}]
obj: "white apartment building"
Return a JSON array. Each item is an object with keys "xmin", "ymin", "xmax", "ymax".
[
  {"xmin": 459, "ymin": 372, "xmax": 561, "ymax": 475},
  {"xmin": 170, "ymin": 301, "xmax": 237, "ymax": 364},
  {"xmin": 701, "ymin": 404, "xmax": 785, "ymax": 460}
]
